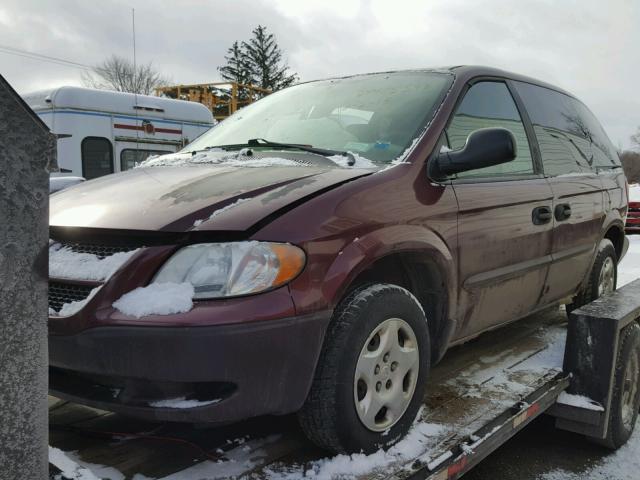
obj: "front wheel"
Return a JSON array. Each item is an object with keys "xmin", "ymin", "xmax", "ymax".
[{"xmin": 298, "ymin": 284, "xmax": 431, "ymax": 454}]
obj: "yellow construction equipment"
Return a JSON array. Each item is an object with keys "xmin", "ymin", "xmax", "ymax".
[{"xmin": 155, "ymin": 82, "xmax": 271, "ymax": 121}]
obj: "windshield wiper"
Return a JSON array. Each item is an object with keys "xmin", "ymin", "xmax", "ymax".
[
  {"xmin": 188, "ymin": 139, "xmax": 357, "ymax": 166},
  {"xmin": 247, "ymin": 138, "xmax": 356, "ymax": 166}
]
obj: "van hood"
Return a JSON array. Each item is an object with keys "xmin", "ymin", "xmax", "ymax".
[{"xmin": 50, "ymin": 165, "xmax": 372, "ymax": 232}]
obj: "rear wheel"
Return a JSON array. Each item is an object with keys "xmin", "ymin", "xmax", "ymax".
[
  {"xmin": 298, "ymin": 283, "xmax": 431, "ymax": 454},
  {"xmin": 567, "ymin": 239, "xmax": 617, "ymax": 315},
  {"xmin": 590, "ymin": 322, "xmax": 640, "ymax": 449}
]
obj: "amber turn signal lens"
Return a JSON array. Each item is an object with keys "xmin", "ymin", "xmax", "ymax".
[{"xmin": 272, "ymin": 244, "xmax": 306, "ymax": 286}]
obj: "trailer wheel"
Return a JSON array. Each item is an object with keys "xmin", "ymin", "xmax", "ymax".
[
  {"xmin": 592, "ymin": 322, "xmax": 640, "ymax": 449},
  {"xmin": 567, "ymin": 239, "xmax": 617, "ymax": 315},
  {"xmin": 298, "ymin": 283, "xmax": 431, "ymax": 454}
]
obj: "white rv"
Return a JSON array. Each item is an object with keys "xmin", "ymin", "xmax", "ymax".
[{"xmin": 23, "ymin": 86, "xmax": 215, "ymax": 179}]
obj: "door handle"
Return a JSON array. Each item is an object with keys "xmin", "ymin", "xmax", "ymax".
[
  {"xmin": 532, "ymin": 206, "xmax": 552, "ymax": 225},
  {"xmin": 555, "ymin": 203, "xmax": 572, "ymax": 221}
]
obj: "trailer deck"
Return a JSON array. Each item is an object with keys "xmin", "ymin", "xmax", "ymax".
[{"xmin": 50, "ymin": 307, "xmax": 570, "ymax": 480}]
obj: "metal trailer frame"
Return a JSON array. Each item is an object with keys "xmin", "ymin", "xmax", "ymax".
[{"xmin": 404, "ymin": 279, "xmax": 640, "ymax": 480}]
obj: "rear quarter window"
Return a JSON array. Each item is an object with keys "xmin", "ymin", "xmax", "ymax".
[{"xmin": 513, "ymin": 82, "xmax": 619, "ymax": 176}]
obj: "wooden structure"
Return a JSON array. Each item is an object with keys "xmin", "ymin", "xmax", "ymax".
[{"xmin": 155, "ymin": 82, "xmax": 271, "ymax": 121}]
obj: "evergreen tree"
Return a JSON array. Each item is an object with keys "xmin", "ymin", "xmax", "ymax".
[
  {"xmin": 218, "ymin": 41, "xmax": 254, "ymax": 87},
  {"xmin": 242, "ymin": 25, "xmax": 297, "ymax": 92}
]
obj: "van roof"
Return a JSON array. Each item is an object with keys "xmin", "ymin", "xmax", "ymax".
[{"xmin": 22, "ymin": 86, "xmax": 214, "ymax": 124}]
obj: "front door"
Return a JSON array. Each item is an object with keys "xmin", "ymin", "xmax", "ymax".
[{"xmin": 444, "ymin": 81, "xmax": 554, "ymax": 339}]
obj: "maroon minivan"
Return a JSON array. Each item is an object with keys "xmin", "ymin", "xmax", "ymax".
[{"xmin": 48, "ymin": 66, "xmax": 629, "ymax": 454}]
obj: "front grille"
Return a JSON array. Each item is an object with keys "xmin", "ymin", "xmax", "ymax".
[
  {"xmin": 59, "ymin": 242, "xmax": 140, "ymax": 259},
  {"xmin": 49, "ymin": 281, "xmax": 94, "ymax": 312}
]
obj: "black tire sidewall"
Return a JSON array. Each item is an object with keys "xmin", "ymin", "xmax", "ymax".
[
  {"xmin": 332, "ymin": 285, "xmax": 431, "ymax": 453},
  {"xmin": 568, "ymin": 240, "xmax": 617, "ymax": 314},
  {"xmin": 607, "ymin": 323, "xmax": 640, "ymax": 448},
  {"xmin": 588, "ymin": 242, "xmax": 617, "ymax": 302}
]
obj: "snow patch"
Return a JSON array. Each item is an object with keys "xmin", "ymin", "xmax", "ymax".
[
  {"xmin": 49, "ymin": 243, "xmax": 138, "ymax": 282},
  {"xmin": 49, "ymin": 446, "xmax": 124, "ymax": 480},
  {"xmin": 557, "ymin": 392, "xmax": 605, "ymax": 412},
  {"xmin": 193, "ymin": 198, "xmax": 251, "ymax": 226},
  {"xmin": 539, "ymin": 419, "xmax": 640, "ymax": 479},
  {"xmin": 628, "ymin": 183, "xmax": 640, "ymax": 202},
  {"xmin": 112, "ymin": 282, "xmax": 194, "ymax": 318},
  {"xmin": 327, "ymin": 152, "xmax": 376, "ymax": 169},
  {"xmin": 158, "ymin": 435, "xmax": 283, "ymax": 480},
  {"xmin": 149, "ymin": 396, "xmax": 221, "ymax": 409},
  {"xmin": 55, "ymin": 286, "xmax": 101, "ymax": 317},
  {"xmin": 139, "ymin": 151, "xmax": 302, "ymax": 168},
  {"xmin": 264, "ymin": 421, "xmax": 446, "ymax": 480},
  {"xmin": 619, "ymin": 235, "xmax": 640, "ymax": 287}
]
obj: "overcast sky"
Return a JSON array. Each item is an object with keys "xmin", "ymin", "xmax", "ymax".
[{"xmin": 1, "ymin": 0, "xmax": 638, "ymax": 148}]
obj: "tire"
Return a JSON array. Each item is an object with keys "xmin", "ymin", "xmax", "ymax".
[
  {"xmin": 567, "ymin": 239, "xmax": 617, "ymax": 315},
  {"xmin": 591, "ymin": 322, "xmax": 640, "ymax": 449},
  {"xmin": 298, "ymin": 283, "xmax": 431, "ymax": 454}
]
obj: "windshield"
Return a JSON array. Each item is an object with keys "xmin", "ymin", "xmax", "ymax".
[{"xmin": 184, "ymin": 71, "xmax": 453, "ymax": 165}]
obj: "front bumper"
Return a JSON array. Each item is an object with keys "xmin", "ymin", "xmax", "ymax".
[{"xmin": 49, "ymin": 311, "xmax": 331, "ymax": 423}]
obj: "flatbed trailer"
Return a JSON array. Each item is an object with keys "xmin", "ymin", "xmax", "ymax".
[{"xmin": 49, "ymin": 280, "xmax": 640, "ymax": 480}]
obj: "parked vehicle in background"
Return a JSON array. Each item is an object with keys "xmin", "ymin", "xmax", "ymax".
[
  {"xmin": 23, "ymin": 87, "xmax": 214, "ymax": 179},
  {"xmin": 49, "ymin": 176, "xmax": 85, "ymax": 194},
  {"xmin": 47, "ymin": 67, "xmax": 629, "ymax": 455},
  {"xmin": 626, "ymin": 184, "xmax": 640, "ymax": 233}
]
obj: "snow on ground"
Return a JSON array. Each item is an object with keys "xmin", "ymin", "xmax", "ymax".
[
  {"xmin": 49, "ymin": 243, "xmax": 138, "ymax": 282},
  {"xmin": 49, "ymin": 446, "xmax": 123, "ymax": 480},
  {"xmin": 159, "ymin": 435, "xmax": 284, "ymax": 480},
  {"xmin": 537, "ymin": 420, "xmax": 640, "ymax": 480},
  {"xmin": 264, "ymin": 420, "xmax": 447, "ymax": 480},
  {"xmin": 629, "ymin": 183, "xmax": 640, "ymax": 202},
  {"xmin": 619, "ymin": 234, "xmax": 640, "ymax": 287},
  {"xmin": 112, "ymin": 282, "xmax": 194, "ymax": 318}
]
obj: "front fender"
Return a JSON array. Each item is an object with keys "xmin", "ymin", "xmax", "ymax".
[{"xmin": 320, "ymin": 225, "xmax": 457, "ymax": 313}]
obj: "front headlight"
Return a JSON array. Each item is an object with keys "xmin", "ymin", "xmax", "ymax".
[{"xmin": 153, "ymin": 241, "xmax": 305, "ymax": 299}]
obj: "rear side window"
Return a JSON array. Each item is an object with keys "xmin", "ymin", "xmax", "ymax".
[
  {"xmin": 513, "ymin": 82, "xmax": 619, "ymax": 176},
  {"xmin": 81, "ymin": 137, "xmax": 113, "ymax": 179},
  {"xmin": 120, "ymin": 149, "xmax": 170, "ymax": 171},
  {"xmin": 445, "ymin": 81, "xmax": 534, "ymax": 178}
]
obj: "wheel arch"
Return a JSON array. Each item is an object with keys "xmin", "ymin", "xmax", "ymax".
[{"xmin": 321, "ymin": 225, "xmax": 458, "ymax": 363}]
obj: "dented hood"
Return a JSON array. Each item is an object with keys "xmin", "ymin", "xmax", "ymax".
[{"xmin": 50, "ymin": 164, "xmax": 371, "ymax": 232}]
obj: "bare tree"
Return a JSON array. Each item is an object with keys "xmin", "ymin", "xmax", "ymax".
[
  {"xmin": 631, "ymin": 127, "xmax": 640, "ymax": 150},
  {"xmin": 621, "ymin": 150, "xmax": 640, "ymax": 183},
  {"xmin": 82, "ymin": 55, "xmax": 169, "ymax": 95}
]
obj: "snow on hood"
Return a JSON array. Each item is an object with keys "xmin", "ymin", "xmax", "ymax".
[
  {"xmin": 139, "ymin": 148, "xmax": 378, "ymax": 170},
  {"xmin": 49, "ymin": 161, "xmax": 372, "ymax": 232}
]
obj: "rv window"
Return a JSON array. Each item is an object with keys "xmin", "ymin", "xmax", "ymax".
[
  {"xmin": 81, "ymin": 137, "xmax": 113, "ymax": 179},
  {"xmin": 120, "ymin": 149, "xmax": 170, "ymax": 171}
]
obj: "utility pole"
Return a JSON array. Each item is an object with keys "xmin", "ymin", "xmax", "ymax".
[{"xmin": 0, "ymin": 74, "xmax": 55, "ymax": 480}]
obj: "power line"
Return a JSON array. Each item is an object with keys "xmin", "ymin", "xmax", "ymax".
[{"xmin": 0, "ymin": 44, "xmax": 92, "ymax": 70}]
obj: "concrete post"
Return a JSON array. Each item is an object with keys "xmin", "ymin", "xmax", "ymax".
[{"xmin": 0, "ymin": 75, "xmax": 55, "ymax": 479}]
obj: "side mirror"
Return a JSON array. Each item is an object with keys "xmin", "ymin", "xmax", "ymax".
[{"xmin": 429, "ymin": 128, "xmax": 517, "ymax": 179}]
